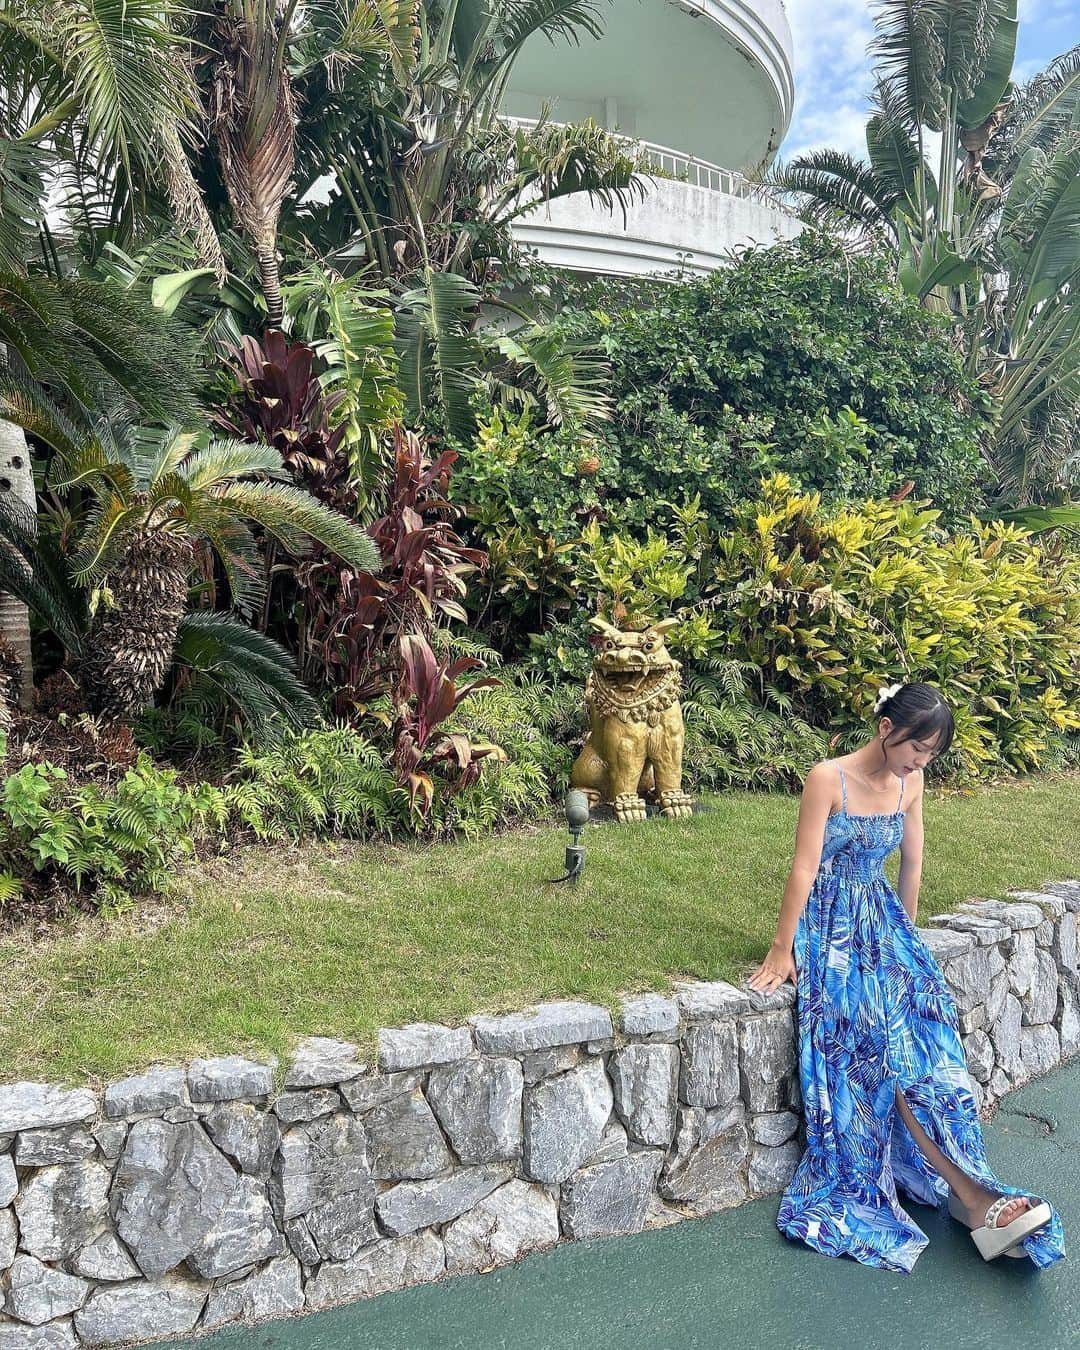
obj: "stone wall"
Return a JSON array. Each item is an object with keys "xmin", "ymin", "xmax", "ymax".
[{"xmin": 1, "ymin": 881, "xmax": 1077, "ymax": 1348}]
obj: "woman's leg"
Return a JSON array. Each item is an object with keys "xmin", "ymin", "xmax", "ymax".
[{"xmin": 893, "ymin": 1087, "xmax": 1031, "ymax": 1226}]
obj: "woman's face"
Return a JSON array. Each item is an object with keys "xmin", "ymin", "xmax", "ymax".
[{"xmin": 879, "ymin": 719, "xmax": 943, "ymax": 777}]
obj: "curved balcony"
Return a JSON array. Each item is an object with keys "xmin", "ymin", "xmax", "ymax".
[
  {"xmin": 503, "ymin": 0, "xmax": 795, "ymax": 174},
  {"xmin": 508, "ymin": 128, "xmax": 802, "ymax": 279}
]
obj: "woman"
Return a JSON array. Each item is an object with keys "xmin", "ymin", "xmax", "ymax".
[{"xmin": 748, "ymin": 682, "xmax": 1065, "ymax": 1271}]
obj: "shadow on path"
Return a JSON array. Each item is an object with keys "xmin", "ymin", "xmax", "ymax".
[{"xmin": 171, "ymin": 1060, "xmax": 1077, "ymax": 1350}]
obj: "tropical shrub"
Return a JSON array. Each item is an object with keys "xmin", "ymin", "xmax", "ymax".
[
  {"xmin": 578, "ymin": 476, "xmax": 1079, "ymax": 781},
  {"xmin": 0, "ymin": 755, "xmax": 226, "ymax": 913},
  {"xmin": 301, "ymin": 427, "xmax": 486, "ymax": 706},
  {"xmin": 552, "ymin": 234, "xmax": 990, "ymax": 525}
]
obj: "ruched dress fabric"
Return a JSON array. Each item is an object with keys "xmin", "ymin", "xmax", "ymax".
[{"xmin": 777, "ymin": 767, "xmax": 1066, "ymax": 1272}]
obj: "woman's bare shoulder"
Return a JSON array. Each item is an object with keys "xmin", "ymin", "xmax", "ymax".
[{"xmin": 802, "ymin": 760, "xmax": 840, "ymax": 798}]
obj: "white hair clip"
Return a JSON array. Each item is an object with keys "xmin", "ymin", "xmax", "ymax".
[{"xmin": 873, "ymin": 682, "xmax": 903, "ymax": 714}]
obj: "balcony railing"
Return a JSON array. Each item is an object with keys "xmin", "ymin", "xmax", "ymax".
[{"xmin": 500, "ymin": 115, "xmax": 765, "ymax": 202}]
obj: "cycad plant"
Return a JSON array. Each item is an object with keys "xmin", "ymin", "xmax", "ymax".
[{"xmin": 48, "ymin": 428, "xmax": 380, "ymax": 715}]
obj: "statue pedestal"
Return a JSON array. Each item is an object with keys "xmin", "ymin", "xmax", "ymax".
[{"xmin": 585, "ymin": 800, "xmax": 713, "ymax": 826}]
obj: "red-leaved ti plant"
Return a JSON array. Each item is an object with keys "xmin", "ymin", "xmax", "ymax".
[
  {"xmin": 300, "ymin": 425, "xmax": 487, "ymax": 705},
  {"xmin": 210, "ymin": 328, "xmax": 356, "ymax": 512},
  {"xmin": 392, "ymin": 631, "xmax": 503, "ymax": 814}
]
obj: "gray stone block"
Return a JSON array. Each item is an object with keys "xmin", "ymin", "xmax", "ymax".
[
  {"xmin": 340, "ymin": 1071, "xmax": 424, "ymax": 1114},
  {"xmin": 0, "ymin": 1086, "xmax": 97, "ymax": 1136},
  {"xmin": 283, "ymin": 1038, "xmax": 364, "ymax": 1089},
  {"xmin": 187, "ymin": 1176, "xmax": 285, "ymax": 1279},
  {"xmin": 443, "ymin": 1180, "xmax": 559, "ymax": 1274},
  {"xmin": 0, "ymin": 1318, "xmax": 78, "ymax": 1348},
  {"xmin": 14, "ymin": 1164, "xmax": 110, "ymax": 1262},
  {"xmin": 472, "ymin": 1002, "xmax": 612, "ymax": 1055},
  {"xmin": 13, "ymin": 1128, "xmax": 95, "ymax": 1169},
  {"xmin": 1019, "ymin": 1025, "xmax": 1060, "ymax": 1078},
  {"xmin": 202, "ymin": 1102, "xmax": 281, "ymax": 1178},
  {"xmin": 364, "ymin": 1089, "xmax": 454, "ymax": 1180},
  {"xmin": 1052, "ymin": 911, "xmax": 1077, "ymax": 976},
  {"xmin": 941, "ymin": 945, "xmax": 990, "ymax": 1013},
  {"xmin": 674, "ymin": 981, "xmax": 751, "ymax": 1020},
  {"xmin": 520, "ymin": 1047, "xmax": 580, "ymax": 1084},
  {"xmin": 659, "ymin": 1105, "xmax": 749, "ymax": 1215},
  {"xmin": 304, "ymin": 1190, "xmax": 379, "ymax": 1263},
  {"xmin": 200, "ymin": 1254, "xmax": 304, "ymax": 1330},
  {"xmin": 619, "ymin": 994, "xmax": 680, "ymax": 1038},
  {"xmin": 917, "ymin": 928, "xmax": 975, "ymax": 960},
  {"xmin": 378, "ymin": 1023, "xmax": 472, "ymax": 1072},
  {"xmin": 610, "ymin": 1043, "xmax": 678, "ymax": 1147},
  {"xmin": 750, "ymin": 1111, "xmax": 799, "ymax": 1147},
  {"xmin": 1057, "ymin": 981, "xmax": 1080, "ymax": 1056},
  {"xmin": 963, "ymin": 1029, "xmax": 994, "ymax": 1084},
  {"xmin": 74, "ymin": 1275, "xmax": 207, "ymax": 1345},
  {"xmin": 273, "ymin": 1089, "xmax": 341, "ymax": 1125},
  {"xmin": 188, "ymin": 1057, "xmax": 273, "ymax": 1104},
  {"xmin": 0, "ymin": 1157, "xmax": 14, "ymax": 1209},
  {"xmin": 738, "ymin": 1011, "xmax": 796, "ymax": 1112},
  {"xmin": 522, "ymin": 1060, "xmax": 612, "ymax": 1183},
  {"xmin": 89, "ymin": 1123, "xmax": 126, "ymax": 1161},
  {"xmin": 1023, "ymin": 949, "xmax": 1059, "ymax": 1026},
  {"xmin": 0, "ymin": 1209, "xmax": 16, "ymax": 1272},
  {"xmin": 741, "ymin": 982, "xmax": 797, "ymax": 1012},
  {"xmin": 270, "ymin": 1114, "xmax": 371, "ymax": 1223},
  {"xmin": 560, "ymin": 1151, "xmax": 662, "ymax": 1239},
  {"xmin": 4, "ymin": 1256, "xmax": 89, "ymax": 1326},
  {"xmin": 111, "ymin": 1120, "xmax": 237, "ymax": 1276},
  {"xmin": 304, "ymin": 1231, "xmax": 444, "ymax": 1311},
  {"xmin": 679, "ymin": 1020, "xmax": 739, "ymax": 1109},
  {"xmin": 748, "ymin": 1141, "xmax": 802, "ymax": 1195},
  {"xmin": 375, "ymin": 1164, "xmax": 513, "ymax": 1237},
  {"xmin": 104, "ymin": 1067, "xmax": 187, "ymax": 1120},
  {"xmin": 426, "ymin": 1058, "xmax": 523, "ymax": 1165},
  {"xmin": 70, "ymin": 1234, "xmax": 140, "ymax": 1284}
]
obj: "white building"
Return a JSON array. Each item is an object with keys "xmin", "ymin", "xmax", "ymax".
[{"xmin": 503, "ymin": 0, "xmax": 800, "ymax": 278}]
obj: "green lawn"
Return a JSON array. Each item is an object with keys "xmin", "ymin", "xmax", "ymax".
[{"xmin": 2, "ymin": 775, "xmax": 1078, "ymax": 1085}]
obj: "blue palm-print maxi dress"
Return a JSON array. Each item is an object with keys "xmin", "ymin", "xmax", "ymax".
[{"xmin": 776, "ymin": 766, "xmax": 1065, "ymax": 1272}]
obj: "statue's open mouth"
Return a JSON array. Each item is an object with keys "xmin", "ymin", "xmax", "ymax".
[{"xmin": 598, "ymin": 665, "xmax": 674, "ymax": 696}]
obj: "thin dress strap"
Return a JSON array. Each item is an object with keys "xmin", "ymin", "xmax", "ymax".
[
  {"xmin": 896, "ymin": 776, "xmax": 905, "ymax": 812},
  {"xmin": 837, "ymin": 765, "xmax": 847, "ymax": 811}
]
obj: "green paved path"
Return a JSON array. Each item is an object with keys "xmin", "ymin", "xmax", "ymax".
[{"xmin": 175, "ymin": 1061, "xmax": 1077, "ymax": 1350}]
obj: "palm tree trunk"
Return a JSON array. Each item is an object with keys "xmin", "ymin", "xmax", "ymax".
[
  {"xmin": 0, "ymin": 412, "xmax": 37, "ymax": 710},
  {"xmin": 80, "ymin": 531, "xmax": 193, "ymax": 718}
]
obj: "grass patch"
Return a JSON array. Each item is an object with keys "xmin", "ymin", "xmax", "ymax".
[{"xmin": 2, "ymin": 775, "xmax": 1077, "ymax": 1085}]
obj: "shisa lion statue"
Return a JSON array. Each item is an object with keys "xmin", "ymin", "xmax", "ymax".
[{"xmin": 570, "ymin": 616, "xmax": 694, "ymax": 823}]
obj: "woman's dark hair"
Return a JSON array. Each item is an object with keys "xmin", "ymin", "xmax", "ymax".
[{"xmin": 876, "ymin": 682, "xmax": 955, "ymax": 757}]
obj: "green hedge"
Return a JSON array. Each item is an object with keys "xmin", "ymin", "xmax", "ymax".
[{"xmin": 568, "ymin": 476, "xmax": 1080, "ymax": 781}]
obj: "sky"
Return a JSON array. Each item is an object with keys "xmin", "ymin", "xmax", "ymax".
[{"xmin": 781, "ymin": 0, "xmax": 1079, "ymax": 163}]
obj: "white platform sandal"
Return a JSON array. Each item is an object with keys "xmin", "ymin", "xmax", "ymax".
[{"xmin": 947, "ymin": 1189, "xmax": 1052, "ymax": 1261}]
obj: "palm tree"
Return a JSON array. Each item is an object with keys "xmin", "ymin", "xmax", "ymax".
[
  {"xmin": 0, "ymin": 0, "xmax": 223, "ymax": 702},
  {"xmin": 27, "ymin": 426, "xmax": 380, "ymax": 715},
  {"xmin": 769, "ymin": 4, "xmax": 1080, "ymax": 508}
]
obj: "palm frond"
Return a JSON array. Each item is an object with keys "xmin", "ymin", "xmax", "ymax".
[
  {"xmin": 180, "ymin": 438, "xmax": 288, "ymax": 492},
  {"xmin": 769, "ymin": 150, "xmax": 900, "ymax": 237},
  {"xmin": 54, "ymin": 0, "xmax": 194, "ymax": 178},
  {"xmin": 395, "ymin": 267, "xmax": 482, "ymax": 440},
  {"xmin": 487, "ymin": 322, "xmax": 612, "ymax": 430},
  {"xmin": 0, "ymin": 494, "xmax": 88, "ymax": 654},
  {"xmin": 175, "ymin": 611, "xmax": 322, "ymax": 737},
  {"xmin": 211, "ymin": 479, "xmax": 381, "ymax": 571}
]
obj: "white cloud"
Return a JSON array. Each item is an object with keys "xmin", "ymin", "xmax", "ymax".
[
  {"xmin": 782, "ymin": 0, "xmax": 877, "ymax": 162},
  {"xmin": 779, "ymin": 0, "xmax": 1077, "ymax": 165}
]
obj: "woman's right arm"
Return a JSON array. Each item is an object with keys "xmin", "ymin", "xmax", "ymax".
[{"xmin": 747, "ymin": 762, "xmax": 834, "ymax": 994}]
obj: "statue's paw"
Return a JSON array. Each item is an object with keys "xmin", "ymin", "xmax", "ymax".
[
  {"xmin": 613, "ymin": 793, "xmax": 647, "ymax": 824},
  {"xmin": 659, "ymin": 790, "xmax": 694, "ymax": 819}
]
